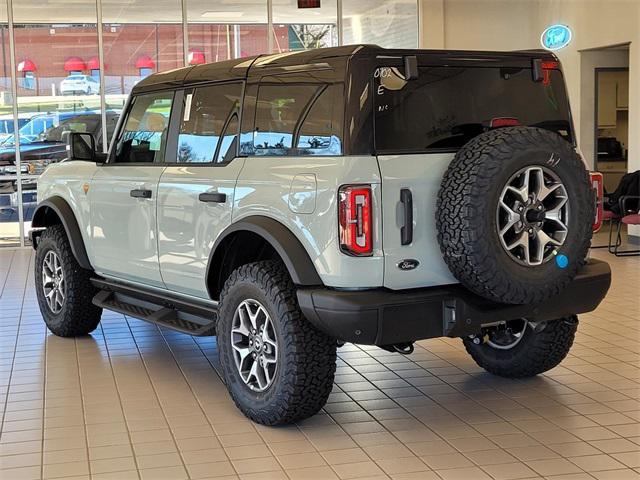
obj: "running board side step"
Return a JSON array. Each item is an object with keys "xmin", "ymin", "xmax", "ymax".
[{"xmin": 91, "ymin": 279, "xmax": 217, "ymax": 336}]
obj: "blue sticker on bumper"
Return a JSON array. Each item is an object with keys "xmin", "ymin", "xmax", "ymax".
[{"xmin": 555, "ymin": 254, "xmax": 569, "ymax": 269}]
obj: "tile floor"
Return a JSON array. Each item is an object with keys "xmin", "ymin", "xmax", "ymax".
[{"xmin": 0, "ymin": 246, "xmax": 638, "ymax": 480}]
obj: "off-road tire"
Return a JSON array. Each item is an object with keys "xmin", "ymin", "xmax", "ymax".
[
  {"xmin": 35, "ymin": 225, "xmax": 102, "ymax": 337},
  {"xmin": 217, "ymin": 260, "xmax": 337, "ymax": 425},
  {"xmin": 463, "ymin": 316, "xmax": 578, "ymax": 378},
  {"xmin": 436, "ymin": 126, "xmax": 593, "ymax": 305}
]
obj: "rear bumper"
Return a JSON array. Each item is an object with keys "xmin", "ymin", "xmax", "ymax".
[{"xmin": 297, "ymin": 259, "xmax": 611, "ymax": 345}]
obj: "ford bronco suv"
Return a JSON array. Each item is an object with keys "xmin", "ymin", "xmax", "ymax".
[{"xmin": 31, "ymin": 45, "xmax": 611, "ymax": 425}]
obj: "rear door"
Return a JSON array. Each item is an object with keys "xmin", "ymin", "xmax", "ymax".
[
  {"xmin": 374, "ymin": 62, "xmax": 573, "ymax": 289},
  {"xmin": 156, "ymin": 82, "xmax": 244, "ymax": 298}
]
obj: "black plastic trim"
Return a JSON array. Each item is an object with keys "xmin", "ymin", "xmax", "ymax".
[
  {"xmin": 400, "ymin": 188, "xmax": 413, "ymax": 245},
  {"xmin": 199, "ymin": 192, "xmax": 227, "ymax": 203},
  {"xmin": 207, "ymin": 216, "xmax": 323, "ymax": 297},
  {"xmin": 298, "ymin": 259, "xmax": 611, "ymax": 346},
  {"xmin": 30, "ymin": 197, "xmax": 92, "ymax": 270}
]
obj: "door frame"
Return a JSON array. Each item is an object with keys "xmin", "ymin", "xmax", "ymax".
[{"xmin": 594, "ymin": 66, "xmax": 629, "ymax": 171}]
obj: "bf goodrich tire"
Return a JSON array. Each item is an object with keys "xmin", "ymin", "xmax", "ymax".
[
  {"xmin": 217, "ymin": 260, "xmax": 337, "ymax": 425},
  {"xmin": 35, "ymin": 225, "xmax": 102, "ymax": 337},
  {"xmin": 437, "ymin": 127, "xmax": 593, "ymax": 305},
  {"xmin": 463, "ymin": 316, "xmax": 578, "ymax": 378}
]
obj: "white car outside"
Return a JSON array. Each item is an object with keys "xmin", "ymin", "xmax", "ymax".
[{"xmin": 59, "ymin": 75, "xmax": 99, "ymax": 95}]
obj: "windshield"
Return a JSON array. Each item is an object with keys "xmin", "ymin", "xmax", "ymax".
[
  {"xmin": 1, "ymin": 116, "xmax": 55, "ymax": 146},
  {"xmin": 40, "ymin": 115, "xmax": 101, "ymax": 143},
  {"xmin": 374, "ymin": 65, "xmax": 573, "ymax": 153}
]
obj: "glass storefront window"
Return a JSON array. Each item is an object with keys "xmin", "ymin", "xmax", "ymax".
[
  {"xmin": 343, "ymin": 0, "xmax": 418, "ymax": 48},
  {"xmin": 0, "ymin": 0, "xmax": 418, "ymax": 248},
  {"xmin": 187, "ymin": 1, "xmax": 268, "ymax": 61},
  {"xmin": 272, "ymin": 0, "xmax": 337, "ymax": 53}
]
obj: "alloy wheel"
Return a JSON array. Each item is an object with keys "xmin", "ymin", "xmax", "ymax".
[
  {"xmin": 496, "ymin": 165, "xmax": 570, "ymax": 266},
  {"xmin": 230, "ymin": 299, "xmax": 278, "ymax": 392},
  {"xmin": 42, "ymin": 250, "xmax": 66, "ymax": 314}
]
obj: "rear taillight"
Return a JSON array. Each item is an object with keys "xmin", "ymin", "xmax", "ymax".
[
  {"xmin": 490, "ymin": 117, "xmax": 521, "ymax": 128},
  {"xmin": 590, "ymin": 171, "xmax": 604, "ymax": 232},
  {"xmin": 542, "ymin": 59, "xmax": 559, "ymax": 86},
  {"xmin": 339, "ymin": 185, "xmax": 373, "ymax": 256}
]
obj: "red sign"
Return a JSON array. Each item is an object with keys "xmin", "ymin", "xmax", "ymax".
[
  {"xmin": 590, "ymin": 171, "xmax": 604, "ymax": 233},
  {"xmin": 298, "ymin": 0, "xmax": 321, "ymax": 8}
]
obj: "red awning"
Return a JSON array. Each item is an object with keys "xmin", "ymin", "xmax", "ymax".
[
  {"xmin": 17, "ymin": 59, "xmax": 36, "ymax": 72},
  {"xmin": 64, "ymin": 56, "xmax": 86, "ymax": 72},
  {"xmin": 87, "ymin": 56, "xmax": 101, "ymax": 70},
  {"xmin": 188, "ymin": 49, "xmax": 206, "ymax": 65},
  {"xmin": 135, "ymin": 55, "xmax": 156, "ymax": 70}
]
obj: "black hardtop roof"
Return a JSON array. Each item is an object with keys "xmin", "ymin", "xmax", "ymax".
[{"xmin": 132, "ymin": 45, "xmax": 559, "ymax": 94}]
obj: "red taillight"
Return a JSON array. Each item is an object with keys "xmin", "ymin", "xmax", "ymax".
[
  {"xmin": 339, "ymin": 185, "xmax": 373, "ymax": 256},
  {"xmin": 590, "ymin": 171, "xmax": 604, "ymax": 233},
  {"xmin": 490, "ymin": 117, "xmax": 521, "ymax": 128},
  {"xmin": 541, "ymin": 59, "xmax": 559, "ymax": 86}
]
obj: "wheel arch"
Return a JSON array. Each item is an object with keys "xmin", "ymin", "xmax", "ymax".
[
  {"xmin": 31, "ymin": 196, "xmax": 93, "ymax": 270},
  {"xmin": 206, "ymin": 216, "xmax": 323, "ymax": 300}
]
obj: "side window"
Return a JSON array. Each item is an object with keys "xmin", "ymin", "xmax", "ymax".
[
  {"xmin": 253, "ymin": 83, "xmax": 339, "ymax": 156},
  {"xmin": 298, "ymin": 85, "xmax": 340, "ymax": 154},
  {"xmin": 112, "ymin": 91, "xmax": 173, "ymax": 164},
  {"xmin": 176, "ymin": 82, "xmax": 242, "ymax": 164}
]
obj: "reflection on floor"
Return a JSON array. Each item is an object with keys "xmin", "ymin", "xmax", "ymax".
[{"xmin": 0, "ymin": 248, "xmax": 639, "ymax": 480}]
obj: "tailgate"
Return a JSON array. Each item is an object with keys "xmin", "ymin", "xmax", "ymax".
[{"xmin": 378, "ymin": 153, "xmax": 458, "ymax": 289}]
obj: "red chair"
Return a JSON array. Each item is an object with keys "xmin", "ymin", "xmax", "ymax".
[
  {"xmin": 613, "ymin": 196, "xmax": 640, "ymax": 256},
  {"xmin": 592, "ymin": 209, "xmax": 622, "ymax": 250}
]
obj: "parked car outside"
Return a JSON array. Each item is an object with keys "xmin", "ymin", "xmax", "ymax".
[
  {"xmin": 60, "ymin": 74, "xmax": 100, "ymax": 95},
  {"xmin": 0, "ymin": 113, "xmax": 37, "ymax": 143},
  {"xmin": 0, "ymin": 111, "xmax": 120, "ymax": 219}
]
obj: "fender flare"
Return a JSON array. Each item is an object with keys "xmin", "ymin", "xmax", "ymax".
[
  {"xmin": 207, "ymin": 216, "xmax": 323, "ymax": 295},
  {"xmin": 31, "ymin": 197, "xmax": 93, "ymax": 270}
]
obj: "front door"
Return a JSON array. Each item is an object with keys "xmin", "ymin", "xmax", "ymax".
[
  {"xmin": 157, "ymin": 82, "xmax": 244, "ymax": 298},
  {"xmin": 89, "ymin": 90, "xmax": 174, "ymax": 287}
]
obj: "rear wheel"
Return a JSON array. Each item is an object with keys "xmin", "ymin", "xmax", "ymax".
[
  {"xmin": 217, "ymin": 260, "xmax": 337, "ymax": 425},
  {"xmin": 35, "ymin": 225, "xmax": 102, "ymax": 337},
  {"xmin": 463, "ymin": 316, "xmax": 578, "ymax": 378}
]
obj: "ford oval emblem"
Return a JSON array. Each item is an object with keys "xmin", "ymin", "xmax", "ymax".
[
  {"xmin": 397, "ymin": 259, "xmax": 419, "ymax": 271},
  {"xmin": 541, "ymin": 24, "xmax": 572, "ymax": 51}
]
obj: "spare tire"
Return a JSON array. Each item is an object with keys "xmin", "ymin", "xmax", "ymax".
[{"xmin": 436, "ymin": 127, "xmax": 593, "ymax": 305}]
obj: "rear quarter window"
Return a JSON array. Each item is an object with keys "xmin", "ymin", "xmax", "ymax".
[
  {"xmin": 250, "ymin": 82, "xmax": 341, "ymax": 157},
  {"xmin": 374, "ymin": 66, "xmax": 573, "ymax": 154}
]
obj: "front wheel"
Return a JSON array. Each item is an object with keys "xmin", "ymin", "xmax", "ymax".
[
  {"xmin": 217, "ymin": 260, "xmax": 337, "ymax": 425},
  {"xmin": 463, "ymin": 316, "xmax": 578, "ymax": 378},
  {"xmin": 35, "ymin": 225, "xmax": 102, "ymax": 337}
]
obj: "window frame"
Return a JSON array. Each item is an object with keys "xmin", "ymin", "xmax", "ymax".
[
  {"xmin": 162, "ymin": 80, "xmax": 245, "ymax": 167},
  {"xmin": 106, "ymin": 89, "xmax": 176, "ymax": 167},
  {"xmin": 242, "ymin": 70, "xmax": 343, "ymax": 158}
]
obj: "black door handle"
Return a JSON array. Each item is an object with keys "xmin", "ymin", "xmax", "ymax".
[
  {"xmin": 400, "ymin": 188, "xmax": 413, "ymax": 245},
  {"xmin": 130, "ymin": 189, "xmax": 152, "ymax": 199},
  {"xmin": 199, "ymin": 192, "xmax": 227, "ymax": 203}
]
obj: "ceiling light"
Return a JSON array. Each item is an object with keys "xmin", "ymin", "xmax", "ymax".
[{"xmin": 201, "ymin": 11, "xmax": 245, "ymax": 19}]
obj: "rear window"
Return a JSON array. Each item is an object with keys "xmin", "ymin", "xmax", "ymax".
[{"xmin": 374, "ymin": 66, "xmax": 573, "ymax": 154}]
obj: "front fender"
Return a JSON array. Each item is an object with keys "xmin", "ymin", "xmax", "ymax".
[{"xmin": 31, "ymin": 196, "xmax": 92, "ymax": 270}]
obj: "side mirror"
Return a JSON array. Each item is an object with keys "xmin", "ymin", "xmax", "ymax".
[{"xmin": 66, "ymin": 132, "xmax": 104, "ymax": 163}]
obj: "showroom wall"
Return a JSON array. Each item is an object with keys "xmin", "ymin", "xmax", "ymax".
[
  {"xmin": 0, "ymin": 0, "xmax": 419, "ymax": 248},
  {"xmin": 420, "ymin": 0, "xmax": 640, "ymax": 236}
]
